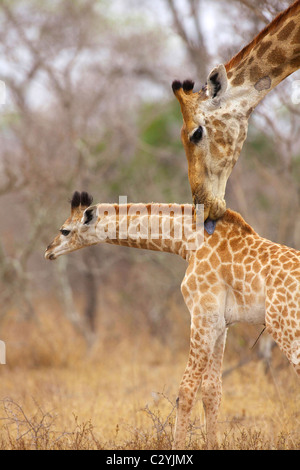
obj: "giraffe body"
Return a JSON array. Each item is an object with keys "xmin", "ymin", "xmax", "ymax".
[
  {"xmin": 45, "ymin": 192, "xmax": 300, "ymax": 449},
  {"xmin": 176, "ymin": 210, "xmax": 300, "ymax": 448},
  {"xmin": 173, "ymin": 0, "xmax": 300, "ymax": 220}
]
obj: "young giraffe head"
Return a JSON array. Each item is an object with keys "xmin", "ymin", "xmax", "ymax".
[
  {"xmin": 45, "ymin": 191, "xmax": 95, "ymax": 260},
  {"xmin": 173, "ymin": 0, "xmax": 300, "ymax": 221}
]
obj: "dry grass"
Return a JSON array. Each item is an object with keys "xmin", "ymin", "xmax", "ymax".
[{"xmin": 0, "ymin": 299, "xmax": 299, "ymax": 450}]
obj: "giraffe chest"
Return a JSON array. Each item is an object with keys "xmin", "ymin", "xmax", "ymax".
[{"xmin": 224, "ymin": 281, "xmax": 266, "ymax": 326}]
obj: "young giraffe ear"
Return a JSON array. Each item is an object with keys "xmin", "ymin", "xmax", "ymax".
[
  {"xmin": 206, "ymin": 64, "xmax": 228, "ymax": 100},
  {"xmin": 82, "ymin": 205, "xmax": 98, "ymax": 225}
]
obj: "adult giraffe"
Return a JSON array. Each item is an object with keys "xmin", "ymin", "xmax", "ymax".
[{"xmin": 172, "ymin": 0, "xmax": 300, "ymax": 221}]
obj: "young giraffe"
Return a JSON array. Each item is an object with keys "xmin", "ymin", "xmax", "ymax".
[
  {"xmin": 45, "ymin": 191, "xmax": 300, "ymax": 449},
  {"xmin": 172, "ymin": 0, "xmax": 300, "ymax": 221}
]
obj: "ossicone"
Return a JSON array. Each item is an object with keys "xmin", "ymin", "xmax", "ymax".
[
  {"xmin": 182, "ymin": 80, "xmax": 194, "ymax": 92},
  {"xmin": 172, "ymin": 80, "xmax": 183, "ymax": 93},
  {"xmin": 172, "ymin": 79, "xmax": 195, "ymax": 96},
  {"xmin": 70, "ymin": 191, "xmax": 93, "ymax": 210}
]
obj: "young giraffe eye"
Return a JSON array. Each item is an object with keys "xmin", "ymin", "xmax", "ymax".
[
  {"xmin": 60, "ymin": 229, "xmax": 71, "ymax": 236},
  {"xmin": 190, "ymin": 126, "xmax": 203, "ymax": 144}
]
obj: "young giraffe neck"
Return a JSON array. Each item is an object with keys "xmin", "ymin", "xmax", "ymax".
[
  {"xmin": 91, "ymin": 205, "xmax": 259, "ymax": 261},
  {"xmin": 92, "ymin": 203, "xmax": 198, "ymax": 259},
  {"xmin": 226, "ymin": 0, "xmax": 300, "ymax": 107}
]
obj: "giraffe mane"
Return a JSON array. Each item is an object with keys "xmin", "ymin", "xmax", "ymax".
[
  {"xmin": 221, "ymin": 209, "xmax": 256, "ymax": 234},
  {"xmin": 225, "ymin": 0, "xmax": 300, "ymax": 73}
]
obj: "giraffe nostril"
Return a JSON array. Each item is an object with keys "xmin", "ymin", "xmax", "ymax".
[
  {"xmin": 45, "ymin": 248, "xmax": 56, "ymax": 260},
  {"xmin": 45, "ymin": 252, "xmax": 56, "ymax": 260}
]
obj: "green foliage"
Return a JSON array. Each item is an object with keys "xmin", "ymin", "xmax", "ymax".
[
  {"xmin": 291, "ymin": 153, "xmax": 300, "ymax": 184},
  {"xmin": 256, "ymin": 192, "xmax": 271, "ymax": 210},
  {"xmin": 140, "ymin": 101, "xmax": 182, "ymax": 149},
  {"xmin": 89, "ymin": 99, "xmax": 190, "ymax": 203},
  {"xmin": 246, "ymin": 130, "xmax": 279, "ymax": 167}
]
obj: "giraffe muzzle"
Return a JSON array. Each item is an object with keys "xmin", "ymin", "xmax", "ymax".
[
  {"xmin": 193, "ymin": 192, "xmax": 226, "ymax": 221},
  {"xmin": 45, "ymin": 249, "xmax": 56, "ymax": 260}
]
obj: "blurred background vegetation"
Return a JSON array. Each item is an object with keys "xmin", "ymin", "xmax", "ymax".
[
  {"xmin": 0, "ymin": 0, "xmax": 299, "ymax": 450},
  {"xmin": 0, "ymin": 0, "xmax": 299, "ymax": 371}
]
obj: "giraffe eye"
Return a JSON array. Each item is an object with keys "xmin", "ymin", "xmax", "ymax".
[
  {"xmin": 60, "ymin": 229, "xmax": 71, "ymax": 236},
  {"xmin": 190, "ymin": 126, "xmax": 203, "ymax": 144}
]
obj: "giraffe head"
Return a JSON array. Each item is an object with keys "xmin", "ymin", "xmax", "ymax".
[
  {"xmin": 45, "ymin": 191, "xmax": 97, "ymax": 260},
  {"xmin": 173, "ymin": 1, "xmax": 300, "ymax": 221},
  {"xmin": 172, "ymin": 64, "xmax": 249, "ymax": 221}
]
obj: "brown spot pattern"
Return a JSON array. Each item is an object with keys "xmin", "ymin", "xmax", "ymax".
[
  {"xmin": 267, "ymin": 47, "xmax": 286, "ymax": 65},
  {"xmin": 277, "ymin": 20, "xmax": 296, "ymax": 41}
]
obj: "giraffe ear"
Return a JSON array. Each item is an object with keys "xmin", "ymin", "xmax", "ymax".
[
  {"xmin": 206, "ymin": 64, "xmax": 228, "ymax": 100},
  {"xmin": 82, "ymin": 205, "xmax": 98, "ymax": 225}
]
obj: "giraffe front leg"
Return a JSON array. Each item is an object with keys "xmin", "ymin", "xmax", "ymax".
[
  {"xmin": 265, "ymin": 295, "xmax": 300, "ymax": 377},
  {"xmin": 201, "ymin": 329, "xmax": 227, "ymax": 449},
  {"xmin": 173, "ymin": 348, "xmax": 207, "ymax": 450},
  {"xmin": 173, "ymin": 314, "xmax": 226, "ymax": 450}
]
